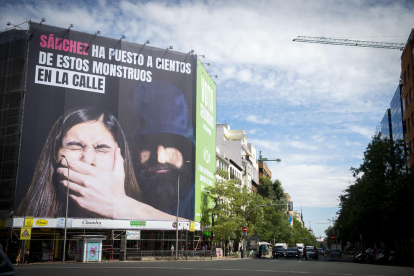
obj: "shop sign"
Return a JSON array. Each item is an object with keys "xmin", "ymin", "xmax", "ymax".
[
  {"xmin": 56, "ymin": 218, "xmax": 72, "ymax": 228},
  {"xmin": 80, "ymin": 220, "xmax": 103, "ymax": 228},
  {"xmin": 36, "ymin": 219, "xmax": 48, "ymax": 226},
  {"xmin": 126, "ymin": 230, "xmax": 141, "ymax": 240},
  {"xmin": 0, "ymin": 219, "xmax": 5, "ymax": 229},
  {"xmin": 190, "ymin": 222, "xmax": 195, "ymax": 232},
  {"xmin": 24, "ymin": 217, "xmax": 33, "ymax": 228},
  {"xmin": 130, "ymin": 221, "xmax": 146, "ymax": 227}
]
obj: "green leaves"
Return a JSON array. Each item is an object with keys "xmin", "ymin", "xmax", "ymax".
[
  {"xmin": 336, "ymin": 138, "xmax": 414, "ymax": 250},
  {"xmin": 204, "ymin": 171, "xmax": 312, "ymax": 246}
]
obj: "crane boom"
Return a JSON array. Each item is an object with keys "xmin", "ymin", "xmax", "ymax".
[
  {"xmin": 293, "ymin": 36, "xmax": 405, "ymax": 50},
  {"xmin": 258, "ymin": 151, "xmax": 281, "ymax": 162}
]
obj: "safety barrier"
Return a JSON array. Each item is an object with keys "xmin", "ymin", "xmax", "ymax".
[{"xmin": 126, "ymin": 250, "xmax": 216, "ymax": 261}]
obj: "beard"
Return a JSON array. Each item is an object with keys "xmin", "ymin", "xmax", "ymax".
[{"xmin": 138, "ymin": 162, "xmax": 190, "ymax": 215}]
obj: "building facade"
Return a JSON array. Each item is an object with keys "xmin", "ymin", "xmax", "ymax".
[
  {"xmin": 0, "ymin": 23, "xmax": 219, "ymax": 262},
  {"xmin": 258, "ymin": 161, "xmax": 272, "ymax": 179},
  {"xmin": 215, "ymin": 124, "xmax": 258, "ymax": 192},
  {"xmin": 380, "ymin": 108, "xmax": 392, "ymax": 140},
  {"xmin": 401, "ymin": 29, "xmax": 414, "ymax": 172}
]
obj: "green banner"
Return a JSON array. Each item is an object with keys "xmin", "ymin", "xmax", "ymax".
[{"xmin": 194, "ymin": 59, "xmax": 216, "ymax": 222}]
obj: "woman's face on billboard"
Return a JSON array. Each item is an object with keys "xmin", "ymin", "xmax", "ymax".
[{"xmin": 57, "ymin": 121, "xmax": 118, "ymax": 171}]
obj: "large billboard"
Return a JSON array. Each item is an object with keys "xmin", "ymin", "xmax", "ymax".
[
  {"xmin": 194, "ymin": 60, "xmax": 216, "ymax": 222},
  {"xmin": 13, "ymin": 23, "xmax": 216, "ymax": 225}
]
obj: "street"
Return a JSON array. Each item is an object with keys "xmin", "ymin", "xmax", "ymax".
[{"xmin": 14, "ymin": 258, "xmax": 414, "ymax": 276}]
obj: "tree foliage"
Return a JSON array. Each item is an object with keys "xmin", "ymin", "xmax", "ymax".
[
  {"xmin": 203, "ymin": 171, "xmax": 313, "ymax": 247},
  {"xmin": 257, "ymin": 177, "xmax": 286, "ymax": 203},
  {"xmin": 335, "ymin": 138, "xmax": 414, "ymax": 258}
]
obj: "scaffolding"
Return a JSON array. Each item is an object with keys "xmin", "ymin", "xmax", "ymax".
[{"xmin": 0, "ymin": 28, "xmax": 29, "ymax": 213}]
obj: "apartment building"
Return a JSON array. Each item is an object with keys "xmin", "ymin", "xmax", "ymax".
[
  {"xmin": 215, "ymin": 124, "xmax": 259, "ymax": 191},
  {"xmin": 401, "ymin": 29, "xmax": 414, "ymax": 172}
]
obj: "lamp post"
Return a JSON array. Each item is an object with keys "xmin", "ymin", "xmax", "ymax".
[
  {"xmin": 60, "ymin": 155, "xmax": 70, "ymax": 263},
  {"xmin": 176, "ymin": 160, "xmax": 190, "ymax": 260}
]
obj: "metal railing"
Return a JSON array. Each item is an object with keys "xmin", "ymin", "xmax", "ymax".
[{"xmin": 126, "ymin": 250, "xmax": 215, "ymax": 261}]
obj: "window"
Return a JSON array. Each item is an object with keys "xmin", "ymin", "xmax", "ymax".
[
  {"xmin": 412, "ymin": 113, "xmax": 414, "ymax": 127},
  {"xmin": 410, "ymin": 88, "xmax": 413, "ymax": 101},
  {"xmin": 407, "ymin": 95, "xmax": 409, "ymax": 107},
  {"xmin": 408, "ymin": 118, "xmax": 411, "ymax": 131},
  {"xmin": 403, "ymin": 97, "xmax": 406, "ymax": 112},
  {"xmin": 404, "ymin": 72, "xmax": 407, "ymax": 83}
]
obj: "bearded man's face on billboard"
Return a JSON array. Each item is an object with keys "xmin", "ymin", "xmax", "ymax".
[{"xmin": 137, "ymin": 141, "xmax": 190, "ymax": 208}]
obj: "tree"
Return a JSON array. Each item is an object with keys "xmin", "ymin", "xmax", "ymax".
[
  {"xmin": 336, "ymin": 138, "xmax": 414, "ymax": 261},
  {"xmin": 254, "ymin": 178, "xmax": 294, "ymax": 244},
  {"xmin": 203, "ymin": 170, "xmax": 250, "ymax": 247},
  {"xmin": 258, "ymin": 177, "xmax": 286, "ymax": 203}
]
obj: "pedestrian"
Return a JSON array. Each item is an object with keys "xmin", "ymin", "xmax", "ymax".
[
  {"xmin": 24, "ymin": 247, "xmax": 30, "ymax": 264},
  {"xmin": 301, "ymin": 246, "xmax": 307, "ymax": 260},
  {"xmin": 16, "ymin": 249, "xmax": 22, "ymax": 265},
  {"xmin": 171, "ymin": 244, "xmax": 174, "ymax": 256},
  {"xmin": 240, "ymin": 246, "xmax": 242, "ymax": 252}
]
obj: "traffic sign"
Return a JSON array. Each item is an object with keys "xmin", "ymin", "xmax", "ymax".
[
  {"xmin": 242, "ymin": 227, "xmax": 247, "ymax": 232},
  {"xmin": 20, "ymin": 227, "xmax": 32, "ymax": 240},
  {"xmin": 330, "ymin": 234, "xmax": 336, "ymax": 240},
  {"xmin": 24, "ymin": 217, "xmax": 33, "ymax": 228}
]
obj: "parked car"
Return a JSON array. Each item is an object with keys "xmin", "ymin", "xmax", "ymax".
[
  {"xmin": 272, "ymin": 247, "xmax": 285, "ymax": 259},
  {"xmin": 331, "ymin": 249, "xmax": 342, "ymax": 258},
  {"xmin": 317, "ymin": 248, "xmax": 324, "ymax": 256},
  {"xmin": 284, "ymin": 247, "xmax": 300, "ymax": 259},
  {"xmin": 305, "ymin": 246, "xmax": 316, "ymax": 259}
]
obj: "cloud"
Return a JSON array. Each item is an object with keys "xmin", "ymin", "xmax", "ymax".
[
  {"xmin": 249, "ymin": 139, "xmax": 280, "ymax": 152},
  {"xmin": 245, "ymin": 115, "xmax": 271, "ymax": 125},
  {"xmin": 348, "ymin": 125, "xmax": 375, "ymax": 139},
  {"xmin": 272, "ymin": 163, "xmax": 353, "ymax": 207},
  {"xmin": 289, "ymin": 141, "xmax": 319, "ymax": 151},
  {"xmin": 248, "ymin": 128, "xmax": 259, "ymax": 135},
  {"xmin": 312, "ymin": 135, "xmax": 326, "ymax": 143}
]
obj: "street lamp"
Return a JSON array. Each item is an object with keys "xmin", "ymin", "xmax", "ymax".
[
  {"xmin": 60, "ymin": 155, "xmax": 70, "ymax": 263},
  {"xmin": 176, "ymin": 160, "xmax": 190, "ymax": 260}
]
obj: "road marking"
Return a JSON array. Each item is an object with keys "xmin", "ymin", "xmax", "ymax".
[{"xmin": 14, "ymin": 266, "xmax": 387, "ymax": 276}]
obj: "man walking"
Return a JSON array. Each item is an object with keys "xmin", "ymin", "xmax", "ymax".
[
  {"xmin": 24, "ymin": 247, "xmax": 30, "ymax": 264},
  {"xmin": 301, "ymin": 246, "xmax": 307, "ymax": 260}
]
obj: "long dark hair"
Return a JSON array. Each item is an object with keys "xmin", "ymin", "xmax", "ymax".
[{"xmin": 16, "ymin": 106, "xmax": 141, "ymax": 217}]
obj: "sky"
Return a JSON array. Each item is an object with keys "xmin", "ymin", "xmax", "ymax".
[{"xmin": 1, "ymin": 0, "xmax": 413, "ymax": 237}]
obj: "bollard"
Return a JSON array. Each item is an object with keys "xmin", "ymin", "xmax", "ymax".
[{"xmin": 241, "ymin": 249, "xmax": 244, "ymax": 258}]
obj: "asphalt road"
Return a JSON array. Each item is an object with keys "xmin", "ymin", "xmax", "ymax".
[{"xmin": 15, "ymin": 258, "xmax": 414, "ymax": 276}]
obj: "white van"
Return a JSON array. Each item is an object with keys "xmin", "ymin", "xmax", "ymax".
[
  {"xmin": 296, "ymin": 243, "xmax": 304, "ymax": 253},
  {"xmin": 274, "ymin": 243, "xmax": 287, "ymax": 250}
]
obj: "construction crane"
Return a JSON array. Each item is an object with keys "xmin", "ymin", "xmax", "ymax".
[
  {"xmin": 293, "ymin": 36, "xmax": 405, "ymax": 50},
  {"xmin": 258, "ymin": 151, "xmax": 281, "ymax": 162}
]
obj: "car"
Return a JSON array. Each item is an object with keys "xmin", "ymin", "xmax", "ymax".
[
  {"xmin": 272, "ymin": 248, "xmax": 285, "ymax": 259},
  {"xmin": 305, "ymin": 246, "xmax": 316, "ymax": 259},
  {"xmin": 317, "ymin": 248, "xmax": 325, "ymax": 256},
  {"xmin": 284, "ymin": 247, "xmax": 300, "ymax": 259},
  {"xmin": 331, "ymin": 249, "xmax": 342, "ymax": 258}
]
